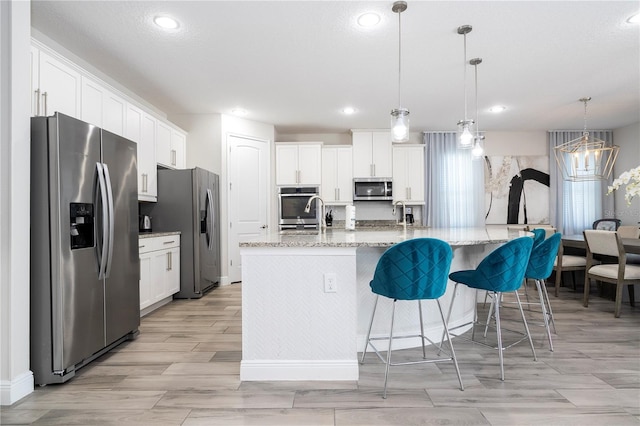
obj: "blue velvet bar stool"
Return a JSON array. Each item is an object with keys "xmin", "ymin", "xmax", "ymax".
[
  {"xmin": 493, "ymin": 232, "xmax": 562, "ymax": 351},
  {"xmin": 360, "ymin": 238, "xmax": 464, "ymax": 399},
  {"xmin": 444, "ymin": 236, "xmax": 536, "ymax": 381},
  {"xmin": 524, "ymin": 232, "xmax": 562, "ymax": 350}
]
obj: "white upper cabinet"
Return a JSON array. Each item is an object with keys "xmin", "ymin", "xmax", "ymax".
[
  {"xmin": 156, "ymin": 121, "xmax": 186, "ymax": 169},
  {"xmin": 352, "ymin": 131, "xmax": 393, "ymax": 178},
  {"xmin": 275, "ymin": 143, "xmax": 322, "ymax": 186},
  {"xmin": 125, "ymin": 103, "xmax": 157, "ymax": 202},
  {"xmin": 81, "ymin": 76, "xmax": 126, "ymax": 136},
  {"xmin": 171, "ymin": 129, "xmax": 186, "ymax": 169},
  {"xmin": 321, "ymin": 146, "xmax": 353, "ymax": 205},
  {"xmin": 392, "ymin": 145, "xmax": 425, "ymax": 204},
  {"xmin": 31, "ymin": 47, "xmax": 81, "ymax": 118}
]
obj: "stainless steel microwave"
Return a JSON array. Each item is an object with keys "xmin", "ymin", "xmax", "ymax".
[{"xmin": 353, "ymin": 178, "xmax": 393, "ymax": 201}]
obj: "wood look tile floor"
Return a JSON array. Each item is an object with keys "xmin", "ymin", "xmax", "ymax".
[{"xmin": 3, "ymin": 283, "xmax": 640, "ymax": 425}]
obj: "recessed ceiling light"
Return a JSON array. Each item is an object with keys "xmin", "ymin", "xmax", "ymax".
[
  {"xmin": 231, "ymin": 108, "xmax": 248, "ymax": 117},
  {"xmin": 357, "ymin": 12, "xmax": 381, "ymax": 27},
  {"xmin": 342, "ymin": 107, "xmax": 356, "ymax": 115},
  {"xmin": 627, "ymin": 12, "xmax": 640, "ymax": 24},
  {"xmin": 154, "ymin": 15, "xmax": 179, "ymax": 30},
  {"xmin": 489, "ymin": 105, "xmax": 507, "ymax": 113}
]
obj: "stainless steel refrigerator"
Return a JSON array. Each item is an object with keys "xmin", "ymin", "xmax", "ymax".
[
  {"xmin": 141, "ymin": 167, "xmax": 220, "ymax": 298},
  {"xmin": 30, "ymin": 113, "xmax": 140, "ymax": 385}
]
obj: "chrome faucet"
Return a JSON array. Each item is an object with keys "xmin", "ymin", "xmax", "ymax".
[
  {"xmin": 304, "ymin": 195, "xmax": 326, "ymax": 232},
  {"xmin": 392, "ymin": 200, "xmax": 407, "ymax": 229}
]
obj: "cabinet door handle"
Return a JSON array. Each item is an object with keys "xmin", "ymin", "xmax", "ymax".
[
  {"xmin": 142, "ymin": 173, "xmax": 147, "ymax": 192},
  {"xmin": 409, "ymin": 187, "xmax": 412, "ymax": 200},
  {"xmin": 163, "ymin": 240, "xmax": 175, "ymax": 244},
  {"xmin": 34, "ymin": 89, "xmax": 41, "ymax": 116},
  {"xmin": 42, "ymin": 92, "xmax": 48, "ymax": 116},
  {"xmin": 167, "ymin": 251, "xmax": 172, "ymax": 271},
  {"xmin": 171, "ymin": 149, "xmax": 176, "ymax": 166},
  {"xmin": 139, "ymin": 245, "xmax": 145, "ymax": 249},
  {"xmin": 335, "ymin": 187, "xmax": 338, "ymax": 201}
]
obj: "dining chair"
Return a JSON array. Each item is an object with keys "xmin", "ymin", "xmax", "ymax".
[
  {"xmin": 592, "ymin": 218, "xmax": 621, "ymax": 231},
  {"xmin": 617, "ymin": 226, "xmax": 640, "ymax": 265},
  {"xmin": 583, "ymin": 230, "xmax": 640, "ymax": 318},
  {"xmin": 617, "ymin": 225, "xmax": 640, "ymax": 239},
  {"xmin": 361, "ymin": 238, "xmax": 464, "ymax": 399},
  {"xmin": 444, "ymin": 236, "xmax": 536, "ymax": 381},
  {"xmin": 553, "ymin": 242, "xmax": 588, "ymax": 297}
]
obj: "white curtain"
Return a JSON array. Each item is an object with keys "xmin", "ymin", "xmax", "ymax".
[
  {"xmin": 548, "ymin": 130, "xmax": 614, "ymax": 235},
  {"xmin": 424, "ymin": 132, "xmax": 485, "ymax": 228}
]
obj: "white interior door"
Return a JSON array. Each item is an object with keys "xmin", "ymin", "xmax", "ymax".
[{"xmin": 228, "ymin": 135, "xmax": 269, "ymax": 283}]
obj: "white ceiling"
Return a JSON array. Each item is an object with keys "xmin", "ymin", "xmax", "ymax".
[{"xmin": 31, "ymin": 1, "xmax": 640, "ymax": 135}]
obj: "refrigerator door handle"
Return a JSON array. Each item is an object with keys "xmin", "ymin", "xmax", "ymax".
[
  {"xmin": 102, "ymin": 163, "xmax": 115, "ymax": 279},
  {"xmin": 96, "ymin": 163, "xmax": 109, "ymax": 279},
  {"xmin": 207, "ymin": 188, "xmax": 215, "ymax": 251}
]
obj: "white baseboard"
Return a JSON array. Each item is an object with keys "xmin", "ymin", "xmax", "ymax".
[
  {"xmin": 240, "ymin": 359, "xmax": 359, "ymax": 381},
  {"xmin": 0, "ymin": 371, "xmax": 34, "ymax": 406}
]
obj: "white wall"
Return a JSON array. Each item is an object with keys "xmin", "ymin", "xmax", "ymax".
[
  {"xmin": 612, "ymin": 122, "xmax": 640, "ymax": 225},
  {"xmin": 483, "ymin": 130, "xmax": 548, "ymax": 156},
  {"xmin": 1, "ymin": 0, "xmax": 33, "ymax": 405},
  {"xmin": 170, "ymin": 113, "xmax": 222, "ymax": 174}
]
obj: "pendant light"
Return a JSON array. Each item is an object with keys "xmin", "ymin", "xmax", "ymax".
[
  {"xmin": 390, "ymin": 1, "xmax": 409, "ymax": 143},
  {"xmin": 553, "ymin": 97, "xmax": 620, "ymax": 181},
  {"xmin": 470, "ymin": 57, "xmax": 484, "ymax": 158},
  {"xmin": 457, "ymin": 25, "xmax": 474, "ymax": 149}
]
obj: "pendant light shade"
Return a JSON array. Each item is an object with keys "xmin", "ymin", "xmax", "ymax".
[
  {"xmin": 457, "ymin": 25, "xmax": 474, "ymax": 149},
  {"xmin": 470, "ymin": 57, "xmax": 484, "ymax": 159},
  {"xmin": 390, "ymin": 1, "xmax": 409, "ymax": 143},
  {"xmin": 554, "ymin": 97, "xmax": 619, "ymax": 181}
]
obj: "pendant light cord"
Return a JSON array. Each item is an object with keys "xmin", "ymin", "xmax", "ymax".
[
  {"xmin": 474, "ymin": 61, "xmax": 479, "ymax": 134},
  {"xmin": 463, "ymin": 33, "xmax": 468, "ymax": 121},
  {"xmin": 398, "ymin": 9, "xmax": 402, "ymax": 109}
]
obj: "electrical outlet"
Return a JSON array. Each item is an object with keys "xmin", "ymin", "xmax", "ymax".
[{"xmin": 324, "ymin": 273, "xmax": 337, "ymax": 293}]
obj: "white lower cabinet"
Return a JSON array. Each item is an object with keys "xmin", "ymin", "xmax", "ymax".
[{"xmin": 139, "ymin": 234, "xmax": 181, "ymax": 316}]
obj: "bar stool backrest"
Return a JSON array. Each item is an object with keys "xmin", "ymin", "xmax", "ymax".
[
  {"xmin": 525, "ymin": 233, "xmax": 562, "ymax": 280},
  {"xmin": 369, "ymin": 238, "xmax": 452, "ymax": 301},
  {"xmin": 466, "ymin": 236, "xmax": 534, "ymax": 292}
]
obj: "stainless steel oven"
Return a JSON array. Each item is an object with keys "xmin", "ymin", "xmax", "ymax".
[{"xmin": 278, "ymin": 187, "xmax": 319, "ymax": 229}]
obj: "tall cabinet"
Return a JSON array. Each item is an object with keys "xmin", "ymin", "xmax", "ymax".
[
  {"xmin": 352, "ymin": 131, "xmax": 393, "ymax": 178},
  {"xmin": 321, "ymin": 146, "xmax": 353, "ymax": 205},
  {"xmin": 392, "ymin": 145, "xmax": 425, "ymax": 204}
]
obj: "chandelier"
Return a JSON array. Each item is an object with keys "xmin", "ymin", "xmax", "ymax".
[{"xmin": 553, "ymin": 97, "xmax": 619, "ymax": 182}]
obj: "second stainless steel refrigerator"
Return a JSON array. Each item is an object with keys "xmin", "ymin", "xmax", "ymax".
[{"xmin": 143, "ymin": 167, "xmax": 220, "ymax": 298}]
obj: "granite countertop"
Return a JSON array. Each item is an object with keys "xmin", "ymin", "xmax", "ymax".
[
  {"xmin": 240, "ymin": 225, "xmax": 530, "ymax": 248},
  {"xmin": 139, "ymin": 231, "xmax": 181, "ymax": 239}
]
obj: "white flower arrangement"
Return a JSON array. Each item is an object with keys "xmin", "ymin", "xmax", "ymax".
[{"xmin": 607, "ymin": 165, "xmax": 640, "ymax": 204}]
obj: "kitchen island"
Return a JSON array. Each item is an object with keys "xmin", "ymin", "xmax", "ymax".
[{"xmin": 239, "ymin": 226, "xmax": 528, "ymax": 381}]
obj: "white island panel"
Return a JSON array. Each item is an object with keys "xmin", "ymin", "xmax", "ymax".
[{"xmin": 241, "ymin": 247, "xmax": 358, "ymax": 381}]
